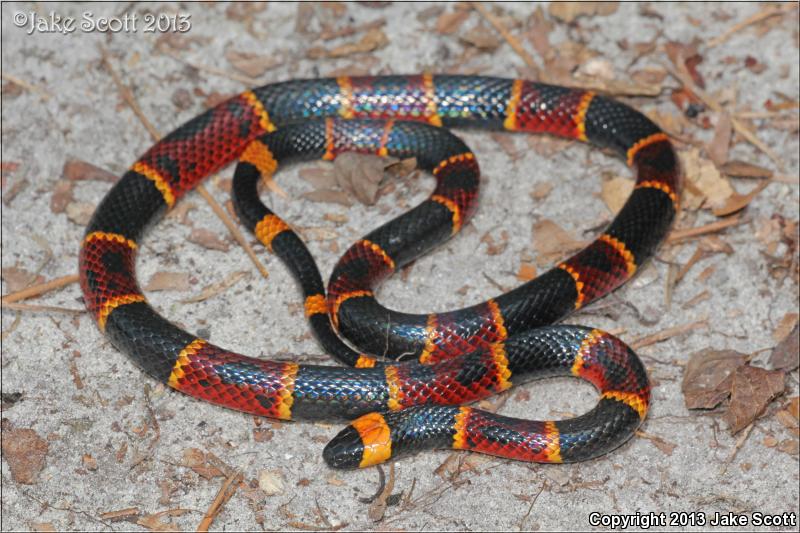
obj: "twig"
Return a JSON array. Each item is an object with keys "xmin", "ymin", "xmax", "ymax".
[
  {"xmin": 471, "ymin": 2, "xmax": 540, "ymax": 75},
  {"xmin": 196, "ymin": 469, "xmax": 243, "ymax": 532},
  {"xmin": 667, "ymin": 215, "xmax": 744, "ymax": 244},
  {"xmin": 518, "ymin": 481, "xmax": 547, "ymax": 531},
  {"xmin": 100, "ymin": 46, "xmax": 269, "ymax": 280},
  {"xmin": 719, "ymin": 422, "xmax": 755, "ymax": 475},
  {"xmin": 631, "ymin": 318, "xmax": 708, "ymax": 350},
  {"xmin": 1, "ymin": 302, "xmax": 85, "ymax": 314},
  {"xmin": 196, "ymin": 187, "xmax": 269, "ymax": 278},
  {"xmin": 1, "ymin": 72, "xmax": 52, "ymax": 100},
  {"xmin": 159, "ymin": 47, "xmax": 261, "ymax": 86},
  {"xmin": 0, "ymin": 274, "xmax": 80, "ymax": 303},
  {"xmin": 707, "ymin": 4, "xmax": 798, "ymax": 48}
]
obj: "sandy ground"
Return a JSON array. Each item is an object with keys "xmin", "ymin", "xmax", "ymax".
[{"xmin": 1, "ymin": 2, "xmax": 799, "ymax": 531}]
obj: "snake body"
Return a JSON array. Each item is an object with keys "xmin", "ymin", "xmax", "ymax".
[{"xmin": 79, "ymin": 75, "xmax": 681, "ymax": 468}]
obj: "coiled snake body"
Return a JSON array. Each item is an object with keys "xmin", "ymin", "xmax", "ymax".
[{"xmin": 79, "ymin": 75, "xmax": 681, "ymax": 468}]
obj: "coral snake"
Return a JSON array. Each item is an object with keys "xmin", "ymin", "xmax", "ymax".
[{"xmin": 79, "ymin": 75, "xmax": 681, "ymax": 469}]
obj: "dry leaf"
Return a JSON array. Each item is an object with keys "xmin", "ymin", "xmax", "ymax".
[
  {"xmin": 258, "ymin": 470, "xmax": 285, "ymax": 496},
  {"xmin": 548, "ymin": 2, "xmax": 619, "ymax": 23},
  {"xmin": 1, "ymin": 266, "xmax": 44, "ymax": 293},
  {"xmin": 490, "ymin": 133, "xmax": 522, "ymax": 160},
  {"xmin": 137, "ymin": 513, "xmax": 181, "ymax": 532},
  {"xmin": 531, "ymin": 219, "xmax": 585, "ymax": 265},
  {"xmin": 711, "ymin": 180, "xmax": 770, "ymax": 217},
  {"xmin": 0, "ymin": 425, "xmax": 48, "ymax": 484},
  {"xmin": 530, "ymin": 182, "xmax": 553, "ymax": 200},
  {"xmin": 526, "ymin": 7, "xmax": 553, "ymax": 58},
  {"xmin": 62, "ymin": 159, "xmax": 118, "ymax": 182},
  {"xmin": 600, "ymin": 176, "xmax": 634, "ymax": 215},
  {"xmin": 788, "ymin": 397, "xmax": 800, "ymax": 421},
  {"xmin": 299, "ymin": 167, "xmax": 338, "ymax": 190},
  {"xmin": 777, "ymin": 439, "xmax": 799, "ymax": 455},
  {"xmin": 225, "ymin": 49, "xmax": 283, "ymax": 78},
  {"xmin": 384, "ymin": 157, "xmax": 417, "ymax": 178},
  {"xmin": 517, "ymin": 262, "xmax": 537, "ymax": 281},
  {"xmin": 481, "ymin": 231, "xmax": 509, "ymax": 256},
  {"xmin": 682, "ymin": 349, "xmax": 747, "ymax": 409},
  {"xmin": 301, "ymin": 189, "xmax": 353, "ymax": 206},
  {"xmin": 144, "ymin": 272, "xmax": 192, "ymax": 292},
  {"xmin": 578, "ymin": 58, "xmax": 615, "ymax": 80},
  {"xmin": 772, "ymin": 313, "xmax": 798, "ymax": 342},
  {"xmin": 718, "ymin": 160, "xmax": 773, "ymax": 179},
  {"xmin": 188, "ymin": 228, "xmax": 229, "ymax": 252},
  {"xmin": 435, "ymin": 7, "xmax": 470, "ymax": 34},
  {"xmin": 334, "ymin": 152, "xmax": 385, "ymax": 205},
  {"xmin": 769, "ymin": 324, "xmax": 799, "ymax": 371},
  {"xmin": 65, "ymin": 201, "xmax": 95, "ymax": 225},
  {"xmin": 459, "ymin": 24, "xmax": 501, "ymax": 51},
  {"xmin": 679, "ymin": 149, "xmax": 734, "ymax": 210},
  {"xmin": 50, "ymin": 180, "xmax": 75, "ymax": 213},
  {"xmin": 707, "ymin": 112, "xmax": 732, "ymax": 166},
  {"xmin": 725, "ymin": 365, "xmax": 785, "ymax": 434},
  {"xmin": 307, "ymin": 28, "xmax": 388, "ymax": 59}
]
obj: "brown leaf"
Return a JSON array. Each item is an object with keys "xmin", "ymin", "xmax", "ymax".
[
  {"xmin": 548, "ymin": 1, "xmax": 619, "ymax": 22},
  {"xmin": 517, "ymin": 262, "xmax": 537, "ymax": 281},
  {"xmin": 65, "ymin": 202, "xmax": 95, "ymax": 225},
  {"xmin": 50, "ymin": 180, "xmax": 75, "ymax": 213},
  {"xmin": 459, "ymin": 24, "xmax": 501, "ymax": 51},
  {"xmin": 788, "ymin": 397, "xmax": 800, "ymax": 421},
  {"xmin": 682, "ymin": 349, "xmax": 747, "ymax": 409},
  {"xmin": 526, "ymin": 7, "xmax": 553, "ymax": 58},
  {"xmin": 188, "ymin": 228, "xmax": 229, "ymax": 252},
  {"xmin": 435, "ymin": 7, "xmax": 470, "ymax": 34},
  {"xmin": 1, "ymin": 266, "xmax": 44, "ymax": 292},
  {"xmin": 679, "ymin": 148, "xmax": 734, "ymax": 210},
  {"xmin": 299, "ymin": 167, "xmax": 338, "ymax": 190},
  {"xmin": 334, "ymin": 152, "xmax": 385, "ymax": 205},
  {"xmin": 307, "ymin": 28, "xmax": 388, "ymax": 59},
  {"xmin": 225, "ymin": 49, "xmax": 283, "ymax": 78},
  {"xmin": 725, "ymin": 365, "xmax": 785, "ymax": 434},
  {"xmin": 769, "ymin": 324, "xmax": 799, "ymax": 371},
  {"xmin": 490, "ymin": 133, "xmax": 521, "ymax": 160},
  {"xmin": 301, "ymin": 189, "xmax": 353, "ymax": 206},
  {"xmin": 225, "ymin": 2, "xmax": 267, "ymax": 21},
  {"xmin": 530, "ymin": 182, "xmax": 553, "ymax": 200},
  {"xmin": 62, "ymin": 159, "xmax": 118, "ymax": 182},
  {"xmin": 777, "ymin": 439, "xmax": 799, "ymax": 455},
  {"xmin": 481, "ymin": 231, "xmax": 509, "ymax": 256},
  {"xmin": 665, "ymin": 40, "xmax": 705, "ymax": 88},
  {"xmin": 531, "ymin": 219, "xmax": 586, "ymax": 265},
  {"xmin": 772, "ymin": 313, "xmax": 799, "ymax": 342},
  {"xmin": 1, "ymin": 161, "xmax": 20, "ymax": 177},
  {"xmin": 600, "ymin": 176, "xmax": 634, "ymax": 215},
  {"xmin": 137, "ymin": 513, "xmax": 181, "ymax": 532},
  {"xmin": 384, "ymin": 157, "xmax": 417, "ymax": 178},
  {"xmin": 144, "ymin": 272, "xmax": 192, "ymax": 292},
  {"xmin": 707, "ymin": 112, "xmax": 732, "ymax": 166},
  {"xmin": 711, "ymin": 179, "xmax": 770, "ymax": 217},
  {"xmin": 0, "ymin": 426, "xmax": 49, "ymax": 484},
  {"xmin": 718, "ymin": 160, "xmax": 773, "ymax": 179}
]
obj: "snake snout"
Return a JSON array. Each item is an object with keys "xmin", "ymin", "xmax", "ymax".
[{"xmin": 323, "ymin": 424, "xmax": 367, "ymax": 469}]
